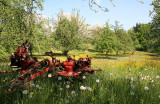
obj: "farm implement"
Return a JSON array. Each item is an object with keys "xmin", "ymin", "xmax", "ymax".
[{"xmin": 1, "ymin": 45, "xmax": 102, "ymax": 92}]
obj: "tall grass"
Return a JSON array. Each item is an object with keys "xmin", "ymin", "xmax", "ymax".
[{"xmin": 0, "ymin": 51, "xmax": 160, "ymax": 104}]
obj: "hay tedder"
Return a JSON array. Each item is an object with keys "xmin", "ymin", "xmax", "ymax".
[{"xmin": 1, "ymin": 45, "xmax": 102, "ymax": 92}]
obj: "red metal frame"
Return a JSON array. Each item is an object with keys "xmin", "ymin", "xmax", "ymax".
[
  {"xmin": 1, "ymin": 46, "xmax": 102, "ymax": 92},
  {"xmin": 0, "ymin": 45, "xmax": 38, "ymax": 73}
]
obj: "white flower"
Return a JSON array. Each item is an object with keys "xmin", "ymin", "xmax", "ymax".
[
  {"xmin": 144, "ymin": 86, "xmax": 149, "ymax": 90},
  {"xmin": 126, "ymin": 76, "xmax": 130, "ymax": 79},
  {"xmin": 58, "ymin": 77, "xmax": 62, "ymax": 80},
  {"xmin": 96, "ymin": 79, "xmax": 100, "ymax": 83},
  {"xmin": 80, "ymin": 86, "xmax": 86, "ymax": 90},
  {"xmin": 36, "ymin": 85, "xmax": 42, "ymax": 89},
  {"xmin": 36, "ymin": 84, "xmax": 40, "ymax": 88},
  {"xmin": 109, "ymin": 73, "xmax": 113, "ymax": 77},
  {"xmin": 151, "ymin": 80, "xmax": 154, "ymax": 83},
  {"xmin": 8, "ymin": 89, "xmax": 11, "ymax": 92},
  {"xmin": 131, "ymin": 92, "xmax": 135, "ymax": 95},
  {"xmin": 5, "ymin": 77, "xmax": 8, "ymax": 80},
  {"xmin": 71, "ymin": 91, "xmax": 76, "ymax": 95},
  {"xmin": 131, "ymin": 77, "xmax": 134, "ymax": 81},
  {"xmin": 87, "ymin": 87, "xmax": 92, "ymax": 91},
  {"xmin": 66, "ymin": 85, "xmax": 70, "ymax": 88},
  {"xmin": 159, "ymin": 95, "xmax": 160, "ymax": 98},
  {"xmin": 66, "ymin": 100, "xmax": 69, "ymax": 103},
  {"xmin": 29, "ymin": 94, "xmax": 33, "ymax": 98},
  {"xmin": 131, "ymin": 85, "xmax": 135, "ymax": 88},
  {"xmin": 48, "ymin": 74, "xmax": 52, "ymax": 78},
  {"xmin": 82, "ymin": 76, "xmax": 86, "ymax": 79},
  {"xmin": 141, "ymin": 77, "xmax": 144, "ymax": 80},
  {"xmin": 66, "ymin": 81, "xmax": 70, "ymax": 84},
  {"xmin": 38, "ymin": 86, "xmax": 42, "ymax": 89},
  {"xmin": 145, "ymin": 69, "xmax": 147, "ymax": 71},
  {"xmin": 80, "ymin": 86, "xmax": 83, "ymax": 90},
  {"xmin": 156, "ymin": 76, "xmax": 160, "ymax": 79},
  {"xmin": 95, "ymin": 10, "xmax": 98, "ymax": 13},
  {"xmin": 59, "ymin": 88, "xmax": 63, "ymax": 91},
  {"xmin": 22, "ymin": 90, "xmax": 28, "ymax": 94},
  {"xmin": 32, "ymin": 84, "xmax": 35, "ymax": 87}
]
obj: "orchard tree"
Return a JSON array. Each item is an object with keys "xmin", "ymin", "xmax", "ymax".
[
  {"xmin": 95, "ymin": 22, "xmax": 117, "ymax": 57},
  {"xmin": 54, "ymin": 10, "xmax": 87, "ymax": 55},
  {"xmin": 115, "ymin": 29, "xmax": 134, "ymax": 55},
  {"xmin": 128, "ymin": 29, "xmax": 141, "ymax": 54},
  {"xmin": 149, "ymin": 0, "xmax": 160, "ymax": 53},
  {"xmin": 0, "ymin": 0, "xmax": 44, "ymax": 56},
  {"xmin": 133, "ymin": 23, "xmax": 151, "ymax": 51}
]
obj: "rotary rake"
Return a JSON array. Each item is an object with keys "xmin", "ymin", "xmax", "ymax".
[{"xmin": 1, "ymin": 45, "xmax": 102, "ymax": 92}]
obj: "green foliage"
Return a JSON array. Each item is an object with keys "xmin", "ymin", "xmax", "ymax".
[
  {"xmin": 128, "ymin": 29, "xmax": 141, "ymax": 50},
  {"xmin": 149, "ymin": 0, "xmax": 160, "ymax": 53},
  {"xmin": 115, "ymin": 29, "xmax": 134, "ymax": 54},
  {"xmin": 0, "ymin": 0, "xmax": 51, "ymax": 59},
  {"xmin": 31, "ymin": 17, "xmax": 54, "ymax": 54},
  {"xmin": 91, "ymin": 27, "xmax": 103, "ymax": 45},
  {"xmin": 95, "ymin": 22, "xmax": 117, "ymax": 53},
  {"xmin": 133, "ymin": 23, "xmax": 151, "ymax": 51},
  {"xmin": 0, "ymin": 46, "xmax": 8, "ymax": 62},
  {"xmin": 94, "ymin": 21, "xmax": 135, "ymax": 55},
  {"xmin": 53, "ymin": 10, "xmax": 87, "ymax": 54},
  {"xmin": 130, "ymin": 0, "xmax": 160, "ymax": 53}
]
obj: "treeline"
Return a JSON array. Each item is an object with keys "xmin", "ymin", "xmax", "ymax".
[{"xmin": 0, "ymin": 0, "xmax": 159, "ymax": 61}]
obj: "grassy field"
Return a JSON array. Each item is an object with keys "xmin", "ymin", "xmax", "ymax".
[{"xmin": 0, "ymin": 50, "xmax": 160, "ymax": 104}]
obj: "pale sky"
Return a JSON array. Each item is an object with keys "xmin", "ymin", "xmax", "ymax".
[{"xmin": 37, "ymin": 0, "xmax": 153, "ymax": 30}]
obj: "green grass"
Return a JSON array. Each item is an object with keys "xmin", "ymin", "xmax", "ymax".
[{"xmin": 0, "ymin": 51, "xmax": 160, "ymax": 104}]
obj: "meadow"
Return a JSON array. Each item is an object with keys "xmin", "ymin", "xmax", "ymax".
[{"xmin": 0, "ymin": 50, "xmax": 160, "ymax": 104}]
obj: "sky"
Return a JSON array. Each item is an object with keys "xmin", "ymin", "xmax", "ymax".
[{"xmin": 37, "ymin": 0, "xmax": 153, "ymax": 30}]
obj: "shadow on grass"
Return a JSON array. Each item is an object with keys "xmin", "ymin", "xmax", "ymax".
[
  {"xmin": 93, "ymin": 57, "xmax": 118, "ymax": 60},
  {"xmin": 146, "ymin": 53, "xmax": 160, "ymax": 57},
  {"xmin": 144, "ymin": 53, "xmax": 160, "ymax": 61},
  {"xmin": 93, "ymin": 53, "xmax": 130, "ymax": 60},
  {"xmin": 88, "ymin": 49, "xmax": 97, "ymax": 52},
  {"xmin": 148, "ymin": 58, "xmax": 160, "ymax": 60},
  {"xmin": 95, "ymin": 53, "xmax": 129, "ymax": 57},
  {"xmin": 50, "ymin": 52, "xmax": 65, "ymax": 56}
]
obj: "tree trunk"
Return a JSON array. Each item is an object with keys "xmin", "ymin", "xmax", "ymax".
[
  {"xmin": 123, "ymin": 51, "xmax": 126, "ymax": 55},
  {"xmin": 116, "ymin": 51, "xmax": 119, "ymax": 56},
  {"xmin": 132, "ymin": 50, "xmax": 135, "ymax": 55},
  {"xmin": 106, "ymin": 51, "xmax": 109, "ymax": 58}
]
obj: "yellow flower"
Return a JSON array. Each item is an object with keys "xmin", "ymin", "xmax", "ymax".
[
  {"xmin": 2, "ymin": 80, "xmax": 5, "ymax": 82},
  {"xmin": 30, "ymin": 92, "xmax": 34, "ymax": 95},
  {"xmin": 72, "ymin": 84, "xmax": 74, "ymax": 87}
]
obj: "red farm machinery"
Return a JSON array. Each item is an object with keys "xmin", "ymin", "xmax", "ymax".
[{"xmin": 1, "ymin": 45, "xmax": 102, "ymax": 92}]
